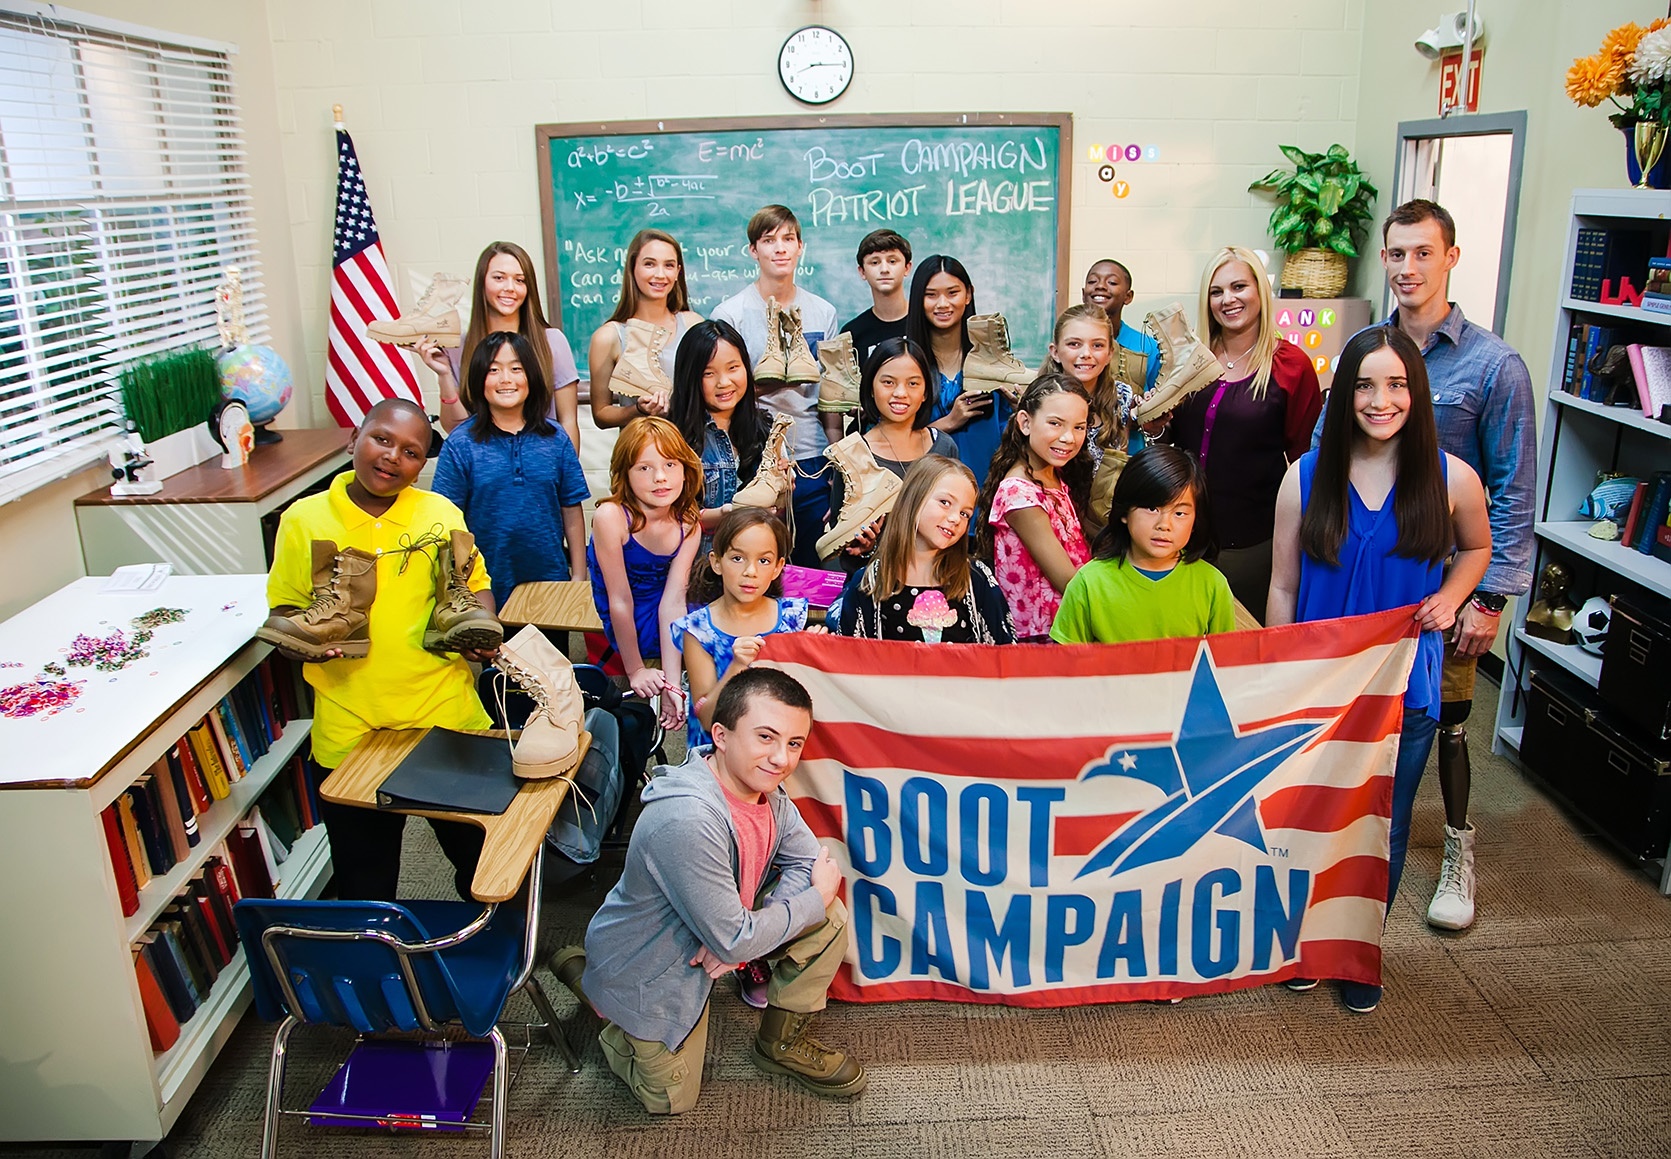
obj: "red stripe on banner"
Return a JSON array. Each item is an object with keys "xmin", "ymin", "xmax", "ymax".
[
  {"xmin": 793, "ymin": 796, "xmax": 843, "ymax": 840},
  {"xmin": 1261, "ymin": 774, "xmax": 1394, "ymax": 831},
  {"xmin": 1205, "ymin": 607, "xmax": 1420, "ymax": 666},
  {"xmin": 1243, "ymin": 694, "xmax": 1405, "ymax": 744},
  {"xmin": 1052, "ymin": 811, "xmax": 1143, "ymax": 855},
  {"xmin": 803, "ymin": 721, "xmax": 1174, "ymax": 780},
  {"xmin": 363, "ymin": 243, "xmax": 400, "ymax": 313},
  {"xmin": 1312, "ymin": 855, "xmax": 1390, "ymax": 905}
]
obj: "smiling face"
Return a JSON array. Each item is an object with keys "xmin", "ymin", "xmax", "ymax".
[
  {"xmin": 1082, "ymin": 261, "xmax": 1133, "ymax": 314},
  {"xmin": 1207, "ymin": 259, "xmax": 1261, "ymax": 339},
  {"xmin": 701, "ymin": 339, "xmax": 749, "ymax": 417},
  {"xmin": 626, "ymin": 438, "xmax": 685, "ymax": 512},
  {"xmin": 913, "ymin": 471, "xmax": 978, "ymax": 554},
  {"xmin": 1351, "ymin": 344, "xmax": 1412, "ymax": 443},
  {"xmin": 350, "ymin": 406, "xmax": 430, "ymax": 500},
  {"xmin": 483, "ymin": 252, "xmax": 528, "ymax": 321},
  {"xmin": 1018, "ymin": 391, "xmax": 1089, "ymax": 472},
  {"xmin": 711, "ymin": 521, "xmax": 785, "ymax": 603},
  {"xmin": 709, "ymin": 694, "xmax": 812, "ymax": 802},
  {"xmin": 748, "ymin": 222, "xmax": 803, "ymax": 279},
  {"xmin": 860, "ymin": 248, "xmax": 910, "ymax": 296},
  {"xmin": 1122, "ymin": 487, "xmax": 1196, "ymax": 570},
  {"xmin": 1049, "ymin": 317, "xmax": 1113, "ymax": 387},
  {"xmin": 483, "ymin": 342, "xmax": 528, "ymax": 419},
  {"xmin": 872, "ymin": 353, "xmax": 927, "ymax": 425},
  {"xmin": 922, "ymin": 271, "xmax": 971, "ymax": 332},
  {"xmin": 633, "ymin": 239, "xmax": 681, "ymax": 303},
  {"xmin": 1382, "ymin": 219, "xmax": 1459, "ymax": 317}
]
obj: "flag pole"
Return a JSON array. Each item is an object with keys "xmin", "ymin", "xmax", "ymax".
[{"xmin": 332, "ymin": 104, "xmax": 343, "ymax": 129}]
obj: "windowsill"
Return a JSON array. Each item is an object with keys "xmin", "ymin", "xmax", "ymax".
[{"xmin": 0, "ymin": 443, "xmax": 115, "ymax": 508}]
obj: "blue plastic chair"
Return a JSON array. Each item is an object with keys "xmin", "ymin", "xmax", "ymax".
[{"xmin": 235, "ymin": 858, "xmax": 577, "ymax": 1158}]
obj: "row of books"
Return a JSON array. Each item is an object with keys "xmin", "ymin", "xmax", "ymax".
[
  {"xmin": 99, "ymin": 658, "xmax": 310, "ymax": 916},
  {"xmin": 1618, "ymin": 473, "xmax": 1671, "ymax": 562},
  {"xmin": 1560, "ymin": 323, "xmax": 1671, "ymax": 419},
  {"xmin": 1572, "ymin": 226, "xmax": 1657, "ymax": 302}
]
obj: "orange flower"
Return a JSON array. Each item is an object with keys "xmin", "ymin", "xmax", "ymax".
[
  {"xmin": 1601, "ymin": 22, "xmax": 1647, "ymax": 68},
  {"xmin": 1567, "ymin": 52, "xmax": 1624, "ymax": 107}
]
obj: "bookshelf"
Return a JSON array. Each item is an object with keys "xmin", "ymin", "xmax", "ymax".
[
  {"xmin": 1493, "ymin": 189, "xmax": 1671, "ymax": 894},
  {"xmin": 0, "ymin": 575, "xmax": 332, "ymax": 1151}
]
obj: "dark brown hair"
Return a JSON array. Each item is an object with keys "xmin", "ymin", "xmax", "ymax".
[
  {"xmin": 609, "ymin": 229, "xmax": 691, "ymax": 321},
  {"xmin": 689, "ymin": 507, "xmax": 790, "ymax": 605},
  {"xmin": 461, "ymin": 242, "xmax": 554, "ymax": 405},
  {"xmin": 746, "ymin": 204, "xmax": 800, "ymax": 246},
  {"xmin": 1091, "ymin": 444, "xmax": 1214, "ymax": 565},
  {"xmin": 974, "ymin": 374, "xmax": 1093, "ymax": 562},
  {"xmin": 464, "ymin": 331, "xmax": 554, "ymax": 442},
  {"xmin": 1382, "ymin": 198, "xmax": 1457, "ymax": 248},
  {"xmin": 858, "ymin": 337, "xmax": 936, "ymax": 432}
]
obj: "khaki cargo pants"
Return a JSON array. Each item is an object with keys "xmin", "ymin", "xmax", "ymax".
[{"xmin": 598, "ymin": 899, "xmax": 848, "ymax": 1114}]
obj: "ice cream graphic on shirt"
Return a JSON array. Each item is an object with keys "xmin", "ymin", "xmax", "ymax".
[{"xmin": 906, "ymin": 589, "xmax": 957, "ymax": 643}]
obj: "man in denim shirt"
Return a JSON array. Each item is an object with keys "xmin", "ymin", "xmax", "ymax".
[{"xmin": 1378, "ymin": 199, "xmax": 1535, "ymax": 932}]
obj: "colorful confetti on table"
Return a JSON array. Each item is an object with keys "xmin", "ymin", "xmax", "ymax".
[
  {"xmin": 65, "ymin": 630, "xmax": 150, "ymax": 673},
  {"xmin": 131, "ymin": 607, "xmax": 187, "ymax": 631},
  {"xmin": 0, "ymin": 678, "xmax": 84, "ymax": 719},
  {"xmin": 0, "ymin": 661, "xmax": 21, "ymax": 669}
]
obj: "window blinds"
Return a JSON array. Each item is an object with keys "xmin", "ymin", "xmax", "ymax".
[{"xmin": 0, "ymin": 7, "xmax": 266, "ymax": 502}]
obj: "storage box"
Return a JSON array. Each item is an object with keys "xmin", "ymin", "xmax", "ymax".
[
  {"xmin": 1600, "ymin": 595, "xmax": 1671, "ymax": 741},
  {"xmin": 1523, "ymin": 668, "xmax": 1595, "ymax": 804}
]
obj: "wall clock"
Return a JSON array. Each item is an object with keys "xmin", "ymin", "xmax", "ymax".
[{"xmin": 778, "ymin": 26, "xmax": 853, "ymax": 105}]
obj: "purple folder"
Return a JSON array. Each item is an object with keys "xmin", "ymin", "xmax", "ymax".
[{"xmin": 307, "ymin": 1039, "xmax": 494, "ymax": 1131}]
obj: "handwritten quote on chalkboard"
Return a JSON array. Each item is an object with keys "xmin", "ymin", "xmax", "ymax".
[{"xmin": 537, "ymin": 117, "xmax": 1070, "ymax": 377}]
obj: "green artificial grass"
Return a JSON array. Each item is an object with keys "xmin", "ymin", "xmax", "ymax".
[{"xmin": 120, "ymin": 347, "xmax": 223, "ymax": 443}]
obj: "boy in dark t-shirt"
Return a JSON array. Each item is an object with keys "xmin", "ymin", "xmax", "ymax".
[{"xmin": 841, "ymin": 229, "xmax": 912, "ymax": 365}]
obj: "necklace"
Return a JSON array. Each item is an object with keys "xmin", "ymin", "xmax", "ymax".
[
  {"xmin": 1220, "ymin": 336, "xmax": 1258, "ymax": 370},
  {"xmin": 875, "ymin": 424, "xmax": 922, "ymax": 464}
]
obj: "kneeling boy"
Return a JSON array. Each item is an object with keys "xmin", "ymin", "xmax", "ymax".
[{"xmin": 553, "ymin": 667, "xmax": 864, "ymax": 1113}]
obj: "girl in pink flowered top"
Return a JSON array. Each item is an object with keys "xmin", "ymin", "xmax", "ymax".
[{"xmin": 975, "ymin": 375, "xmax": 1094, "ymax": 641}]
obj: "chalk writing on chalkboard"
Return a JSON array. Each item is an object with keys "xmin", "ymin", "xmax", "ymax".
[{"xmin": 536, "ymin": 115, "xmax": 1072, "ymax": 379}]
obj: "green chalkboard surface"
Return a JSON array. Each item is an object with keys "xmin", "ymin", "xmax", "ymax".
[{"xmin": 534, "ymin": 114, "xmax": 1072, "ymax": 379}]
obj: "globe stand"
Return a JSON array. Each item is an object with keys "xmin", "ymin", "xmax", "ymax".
[{"xmin": 253, "ymin": 422, "xmax": 284, "ymax": 445}]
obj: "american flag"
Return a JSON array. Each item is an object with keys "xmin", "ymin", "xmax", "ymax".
[
  {"xmin": 764, "ymin": 607, "xmax": 1419, "ymax": 1006},
  {"xmin": 324, "ymin": 127, "xmax": 420, "ymax": 428}
]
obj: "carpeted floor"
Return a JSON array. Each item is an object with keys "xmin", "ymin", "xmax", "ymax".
[{"xmin": 9, "ymin": 676, "xmax": 1671, "ymax": 1158}]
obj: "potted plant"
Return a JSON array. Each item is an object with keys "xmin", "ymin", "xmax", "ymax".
[
  {"xmin": 1566, "ymin": 20, "xmax": 1671, "ymax": 188},
  {"xmin": 1248, "ymin": 143, "xmax": 1378, "ymax": 299}
]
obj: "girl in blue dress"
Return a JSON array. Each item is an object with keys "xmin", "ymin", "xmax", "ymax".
[
  {"xmin": 910, "ymin": 255, "xmax": 1006, "ymax": 488},
  {"xmin": 1267, "ymin": 325, "xmax": 1490, "ymax": 1014}
]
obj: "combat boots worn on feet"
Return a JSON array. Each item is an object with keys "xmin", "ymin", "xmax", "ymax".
[
  {"xmin": 963, "ymin": 312, "xmax": 1034, "ymax": 397},
  {"xmin": 608, "ymin": 319, "xmax": 673, "ymax": 401},
  {"xmin": 751, "ymin": 1006, "xmax": 867, "ymax": 1099},
  {"xmin": 731, "ymin": 412, "xmax": 797, "ymax": 509},
  {"xmin": 495, "ymin": 624, "xmax": 585, "ymax": 780},
  {"xmin": 779, "ymin": 303, "xmax": 820, "ymax": 384},
  {"xmin": 1133, "ymin": 303, "xmax": 1225, "ymax": 423},
  {"xmin": 257, "ymin": 541, "xmax": 377, "ymax": 660},
  {"xmin": 816, "ymin": 433, "xmax": 903, "ymax": 560},
  {"xmin": 816, "ymin": 330, "xmax": 862, "ymax": 413},
  {"xmin": 424, "ymin": 530, "xmax": 504, "ymax": 655},
  {"xmin": 364, "ymin": 273, "xmax": 467, "ymax": 348},
  {"xmin": 1427, "ymin": 822, "xmax": 1477, "ymax": 930}
]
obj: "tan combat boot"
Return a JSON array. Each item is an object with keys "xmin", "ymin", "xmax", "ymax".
[
  {"xmin": 494, "ymin": 624, "xmax": 585, "ymax": 779},
  {"xmin": 963, "ymin": 312, "xmax": 1034, "ymax": 397},
  {"xmin": 1111, "ymin": 343, "xmax": 1152, "ymax": 394},
  {"xmin": 816, "ymin": 330, "xmax": 862, "ymax": 413},
  {"xmin": 364, "ymin": 273, "xmax": 467, "ymax": 348},
  {"xmin": 257, "ymin": 541, "xmax": 377, "ymax": 660},
  {"xmin": 608, "ymin": 319, "xmax": 673, "ymax": 401},
  {"xmin": 751, "ymin": 1006, "xmax": 867, "ymax": 1099},
  {"xmin": 816, "ymin": 434, "xmax": 903, "ymax": 560},
  {"xmin": 1085, "ymin": 446, "xmax": 1131, "ymax": 538},
  {"xmin": 731, "ymin": 413, "xmax": 797, "ymax": 508},
  {"xmin": 424, "ymin": 530, "xmax": 505, "ymax": 655},
  {"xmin": 1133, "ymin": 304, "xmax": 1226, "ymax": 422},
  {"xmin": 779, "ymin": 303, "xmax": 820, "ymax": 384},
  {"xmin": 755, "ymin": 296, "xmax": 789, "ymax": 382}
]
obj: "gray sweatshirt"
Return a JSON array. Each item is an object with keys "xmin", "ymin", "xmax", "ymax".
[{"xmin": 580, "ymin": 745, "xmax": 827, "ymax": 1049}]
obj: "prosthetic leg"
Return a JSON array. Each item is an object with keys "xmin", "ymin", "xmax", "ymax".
[{"xmin": 1427, "ymin": 718, "xmax": 1477, "ymax": 930}]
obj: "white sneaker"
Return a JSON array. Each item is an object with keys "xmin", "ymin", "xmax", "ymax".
[{"xmin": 1426, "ymin": 822, "xmax": 1477, "ymax": 930}]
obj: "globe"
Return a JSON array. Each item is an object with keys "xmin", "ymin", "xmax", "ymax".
[{"xmin": 216, "ymin": 344, "xmax": 293, "ymax": 425}]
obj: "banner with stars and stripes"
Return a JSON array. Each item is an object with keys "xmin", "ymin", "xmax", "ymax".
[
  {"xmin": 324, "ymin": 125, "xmax": 421, "ymax": 427},
  {"xmin": 763, "ymin": 606, "xmax": 1420, "ymax": 1005}
]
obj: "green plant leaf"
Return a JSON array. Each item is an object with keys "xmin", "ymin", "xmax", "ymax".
[
  {"xmin": 1278, "ymin": 144, "xmax": 1309, "ymax": 169},
  {"xmin": 1318, "ymin": 184, "xmax": 1343, "ymax": 215},
  {"xmin": 1295, "ymin": 172, "xmax": 1321, "ymax": 195},
  {"xmin": 1272, "ymin": 209, "xmax": 1306, "ymax": 236},
  {"xmin": 1339, "ymin": 173, "xmax": 1360, "ymax": 201},
  {"xmin": 1327, "ymin": 143, "xmax": 1349, "ymax": 161},
  {"xmin": 1313, "ymin": 217, "xmax": 1334, "ymax": 239}
]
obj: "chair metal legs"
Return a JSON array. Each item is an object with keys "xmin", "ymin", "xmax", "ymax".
[
  {"xmin": 522, "ymin": 974, "xmax": 581, "ymax": 1072},
  {"xmin": 487, "ymin": 1026, "xmax": 509, "ymax": 1159},
  {"xmin": 261, "ymin": 1015, "xmax": 298, "ymax": 1159}
]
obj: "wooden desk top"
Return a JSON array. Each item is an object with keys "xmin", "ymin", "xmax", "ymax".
[
  {"xmin": 499, "ymin": 580, "xmax": 604, "ymax": 633},
  {"xmin": 1232, "ymin": 599, "xmax": 1260, "ymax": 633},
  {"xmin": 320, "ymin": 727, "xmax": 590, "ymax": 903},
  {"xmin": 76, "ymin": 428, "xmax": 350, "ymax": 507}
]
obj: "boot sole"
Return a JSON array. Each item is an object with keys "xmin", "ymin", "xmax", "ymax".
[
  {"xmin": 364, "ymin": 329, "xmax": 462, "ymax": 348},
  {"xmin": 605, "ymin": 375, "xmax": 653, "ymax": 400},
  {"xmin": 1132, "ymin": 359, "xmax": 1224, "ymax": 422},
  {"xmin": 817, "ymin": 488, "xmax": 902, "ymax": 559},
  {"xmin": 749, "ymin": 1044, "xmax": 868, "ymax": 1099},
  {"xmin": 514, "ymin": 752, "xmax": 580, "ymax": 780},
  {"xmin": 255, "ymin": 626, "xmax": 370, "ymax": 660},
  {"xmin": 1425, "ymin": 909, "xmax": 1475, "ymax": 931},
  {"xmin": 424, "ymin": 624, "xmax": 505, "ymax": 654}
]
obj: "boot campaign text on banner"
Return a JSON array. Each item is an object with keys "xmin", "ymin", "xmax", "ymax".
[{"xmin": 762, "ymin": 608, "xmax": 1420, "ymax": 1007}]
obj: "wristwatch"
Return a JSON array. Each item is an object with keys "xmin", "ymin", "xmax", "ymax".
[{"xmin": 1471, "ymin": 590, "xmax": 1508, "ymax": 615}]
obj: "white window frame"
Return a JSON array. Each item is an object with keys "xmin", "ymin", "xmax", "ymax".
[{"xmin": 0, "ymin": 3, "xmax": 265, "ymax": 505}]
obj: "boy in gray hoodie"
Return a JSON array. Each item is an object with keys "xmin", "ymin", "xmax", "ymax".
[{"xmin": 550, "ymin": 667, "xmax": 865, "ymax": 1114}]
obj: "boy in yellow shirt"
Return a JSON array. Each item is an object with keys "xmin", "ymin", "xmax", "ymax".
[{"xmin": 265, "ymin": 398, "xmax": 500, "ymax": 900}]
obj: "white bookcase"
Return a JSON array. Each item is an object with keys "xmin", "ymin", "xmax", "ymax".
[
  {"xmin": 0, "ymin": 575, "xmax": 332, "ymax": 1153},
  {"xmin": 1493, "ymin": 188, "xmax": 1671, "ymax": 893}
]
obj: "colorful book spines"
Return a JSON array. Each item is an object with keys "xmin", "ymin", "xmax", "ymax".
[{"xmin": 131, "ymin": 853, "xmax": 252, "ymax": 1054}]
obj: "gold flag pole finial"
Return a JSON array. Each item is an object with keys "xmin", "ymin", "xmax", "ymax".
[{"xmin": 332, "ymin": 104, "xmax": 344, "ymax": 128}]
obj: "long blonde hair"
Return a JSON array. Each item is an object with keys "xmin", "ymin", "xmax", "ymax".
[
  {"xmin": 1197, "ymin": 246, "xmax": 1281, "ymax": 399},
  {"xmin": 461, "ymin": 242, "xmax": 554, "ymax": 405},
  {"xmin": 864, "ymin": 455, "xmax": 977, "ymax": 603},
  {"xmin": 1039, "ymin": 303, "xmax": 1124, "ymax": 453}
]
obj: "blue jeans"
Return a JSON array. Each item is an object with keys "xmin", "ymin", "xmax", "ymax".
[
  {"xmin": 791, "ymin": 456, "xmax": 832, "ymax": 569},
  {"xmin": 1386, "ymin": 708, "xmax": 1438, "ymax": 911}
]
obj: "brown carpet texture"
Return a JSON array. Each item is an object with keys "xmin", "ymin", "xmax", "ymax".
[{"xmin": 8, "ymin": 677, "xmax": 1670, "ymax": 1158}]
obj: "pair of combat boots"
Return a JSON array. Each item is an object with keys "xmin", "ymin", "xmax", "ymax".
[
  {"xmin": 727, "ymin": 417, "xmax": 902, "ymax": 561},
  {"xmin": 756, "ymin": 297, "xmax": 820, "ymax": 384},
  {"xmin": 364, "ymin": 273, "xmax": 468, "ymax": 349},
  {"xmin": 813, "ymin": 310, "xmax": 1034, "ymax": 412}
]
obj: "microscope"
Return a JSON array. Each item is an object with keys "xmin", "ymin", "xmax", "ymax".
[{"xmin": 108, "ymin": 420, "xmax": 162, "ymax": 496}]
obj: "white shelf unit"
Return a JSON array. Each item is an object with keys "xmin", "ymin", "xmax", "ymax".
[
  {"xmin": 0, "ymin": 578, "xmax": 332, "ymax": 1151},
  {"xmin": 1493, "ymin": 189, "xmax": 1671, "ymax": 893}
]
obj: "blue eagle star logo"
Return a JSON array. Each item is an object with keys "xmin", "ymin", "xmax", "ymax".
[{"xmin": 1074, "ymin": 650, "xmax": 1328, "ymax": 879}]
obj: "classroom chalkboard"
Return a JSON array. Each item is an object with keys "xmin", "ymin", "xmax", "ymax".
[{"xmin": 534, "ymin": 114, "xmax": 1072, "ymax": 379}]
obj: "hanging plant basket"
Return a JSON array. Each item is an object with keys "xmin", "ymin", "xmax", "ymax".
[{"xmin": 1279, "ymin": 248, "xmax": 1350, "ymax": 298}]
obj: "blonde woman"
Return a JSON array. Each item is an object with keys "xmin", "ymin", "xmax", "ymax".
[{"xmin": 1166, "ymin": 246, "xmax": 1321, "ymax": 619}]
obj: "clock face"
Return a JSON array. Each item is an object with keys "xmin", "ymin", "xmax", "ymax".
[{"xmin": 779, "ymin": 26, "xmax": 853, "ymax": 106}]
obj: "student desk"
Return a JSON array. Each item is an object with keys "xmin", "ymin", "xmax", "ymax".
[
  {"xmin": 498, "ymin": 581, "xmax": 604, "ymax": 634},
  {"xmin": 319, "ymin": 728, "xmax": 590, "ymax": 902},
  {"xmin": 1232, "ymin": 600, "xmax": 1260, "ymax": 633}
]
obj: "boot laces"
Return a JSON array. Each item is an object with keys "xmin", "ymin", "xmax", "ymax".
[
  {"xmin": 1437, "ymin": 835, "xmax": 1472, "ymax": 896},
  {"xmin": 301, "ymin": 552, "xmax": 366, "ymax": 624},
  {"xmin": 490, "ymin": 665, "xmax": 595, "ymax": 823},
  {"xmin": 774, "ymin": 1013, "xmax": 836, "ymax": 1066},
  {"xmin": 394, "ymin": 526, "xmax": 448, "ymax": 575}
]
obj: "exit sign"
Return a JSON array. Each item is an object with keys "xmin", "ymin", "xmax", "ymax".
[{"xmin": 1440, "ymin": 49, "xmax": 1482, "ymax": 114}]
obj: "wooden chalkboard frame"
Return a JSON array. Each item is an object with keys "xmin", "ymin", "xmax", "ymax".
[{"xmin": 533, "ymin": 112, "xmax": 1073, "ymax": 357}]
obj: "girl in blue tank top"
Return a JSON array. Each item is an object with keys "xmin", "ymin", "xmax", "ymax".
[
  {"xmin": 1268, "ymin": 326, "xmax": 1490, "ymax": 1015},
  {"xmin": 588, "ymin": 416, "xmax": 704, "ymax": 730}
]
